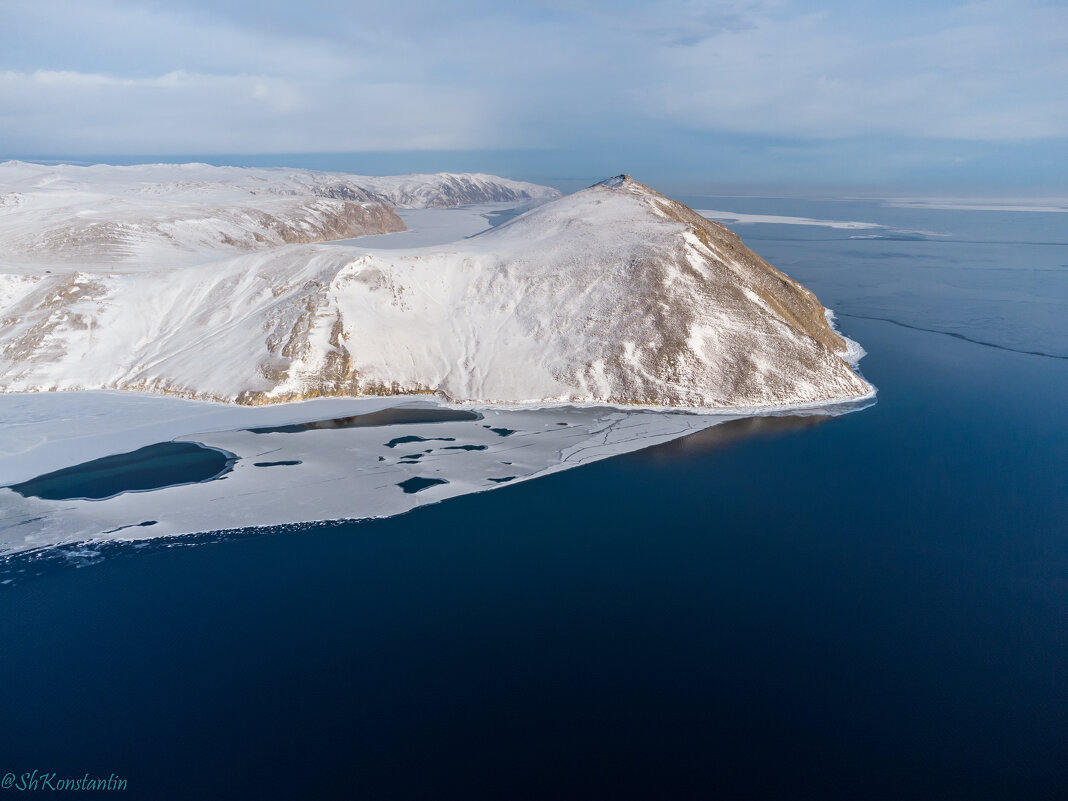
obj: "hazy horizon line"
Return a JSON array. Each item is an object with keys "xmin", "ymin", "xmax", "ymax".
[{"xmin": 4, "ymin": 151, "xmax": 1067, "ymax": 203}]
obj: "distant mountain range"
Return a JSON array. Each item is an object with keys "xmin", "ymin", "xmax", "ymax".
[{"xmin": 0, "ymin": 161, "xmax": 560, "ymax": 264}]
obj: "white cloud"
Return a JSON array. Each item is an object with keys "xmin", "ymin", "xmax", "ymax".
[
  {"xmin": 0, "ymin": 70, "xmax": 491, "ymax": 153},
  {"xmin": 649, "ymin": 0, "xmax": 1068, "ymax": 140},
  {"xmin": 0, "ymin": 0, "xmax": 1065, "ymax": 153}
]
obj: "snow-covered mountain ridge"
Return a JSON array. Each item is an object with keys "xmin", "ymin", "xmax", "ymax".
[
  {"xmin": 0, "ymin": 171, "xmax": 872, "ymax": 409},
  {"xmin": 0, "ymin": 161, "xmax": 559, "ymax": 265}
]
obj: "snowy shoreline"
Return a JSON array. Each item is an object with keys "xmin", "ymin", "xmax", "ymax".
[
  {"xmin": 0, "ymin": 380, "xmax": 876, "ymax": 486},
  {"xmin": 0, "ymin": 166, "xmax": 876, "ymax": 559},
  {"xmin": 0, "ymin": 386, "xmax": 874, "ymax": 560}
]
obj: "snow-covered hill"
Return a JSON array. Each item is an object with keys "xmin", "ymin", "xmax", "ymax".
[
  {"xmin": 0, "ymin": 162, "xmax": 559, "ymax": 265},
  {"xmin": 349, "ymin": 172, "xmax": 562, "ymax": 209},
  {"xmin": 0, "ymin": 173, "xmax": 871, "ymax": 409}
]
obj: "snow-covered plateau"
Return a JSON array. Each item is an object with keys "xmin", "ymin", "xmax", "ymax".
[
  {"xmin": 0, "ymin": 161, "xmax": 558, "ymax": 266},
  {"xmin": 0, "ymin": 163, "xmax": 874, "ymax": 559}
]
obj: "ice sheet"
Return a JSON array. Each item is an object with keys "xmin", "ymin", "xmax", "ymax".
[
  {"xmin": 0, "ymin": 391, "xmax": 870, "ymax": 558},
  {"xmin": 698, "ymin": 209, "xmax": 884, "ymax": 229}
]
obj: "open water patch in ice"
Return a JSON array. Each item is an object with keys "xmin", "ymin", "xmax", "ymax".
[
  {"xmin": 398, "ymin": 477, "xmax": 449, "ymax": 494},
  {"xmin": 385, "ymin": 435, "xmax": 457, "ymax": 448},
  {"xmin": 0, "ymin": 393, "xmax": 872, "ymax": 562},
  {"xmin": 7, "ymin": 441, "xmax": 236, "ymax": 501},
  {"xmin": 248, "ymin": 407, "xmax": 480, "ymax": 434}
]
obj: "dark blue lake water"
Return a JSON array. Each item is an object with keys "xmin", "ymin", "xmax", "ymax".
[
  {"xmin": 1, "ymin": 199, "xmax": 1065, "ymax": 800},
  {"xmin": 8, "ymin": 441, "xmax": 234, "ymax": 501}
]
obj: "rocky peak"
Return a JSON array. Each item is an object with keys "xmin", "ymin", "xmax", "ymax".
[{"xmin": 595, "ymin": 174, "xmax": 632, "ymax": 189}]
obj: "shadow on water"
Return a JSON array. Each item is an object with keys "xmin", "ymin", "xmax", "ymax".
[
  {"xmin": 247, "ymin": 406, "xmax": 482, "ymax": 434},
  {"xmin": 628, "ymin": 397, "xmax": 877, "ymax": 464},
  {"xmin": 6, "ymin": 442, "xmax": 236, "ymax": 501},
  {"xmin": 629, "ymin": 413, "xmax": 835, "ymax": 463}
]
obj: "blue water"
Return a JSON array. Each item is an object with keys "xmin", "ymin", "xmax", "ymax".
[
  {"xmin": 398, "ymin": 476, "xmax": 451, "ymax": 494},
  {"xmin": 682, "ymin": 195, "xmax": 1068, "ymax": 358},
  {"xmin": 7, "ymin": 441, "xmax": 235, "ymax": 501},
  {"xmin": 246, "ymin": 406, "xmax": 481, "ymax": 434},
  {"xmin": 1, "ymin": 200, "xmax": 1065, "ymax": 800}
]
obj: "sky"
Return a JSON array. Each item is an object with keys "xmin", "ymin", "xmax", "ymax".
[{"xmin": 1, "ymin": 0, "xmax": 1066, "ymax": 194}]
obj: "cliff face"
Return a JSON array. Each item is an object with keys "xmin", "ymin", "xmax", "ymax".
[{"xmin": 0, "ymin": 171, "xmax": 872, "ymax": 410}]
